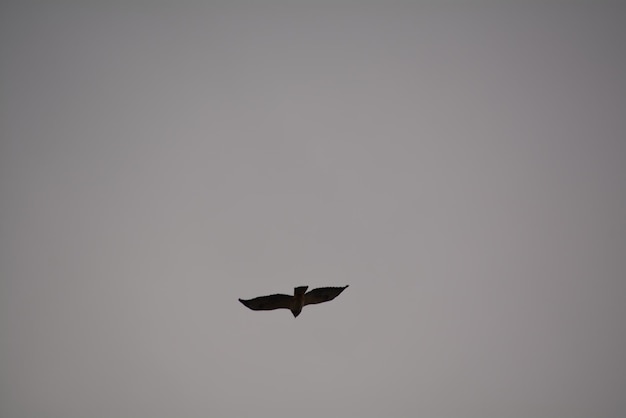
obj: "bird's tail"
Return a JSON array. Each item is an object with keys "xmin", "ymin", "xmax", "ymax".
[{"xmin": 294, "ymin": 286, "xmax": 308, "ymax": 296}]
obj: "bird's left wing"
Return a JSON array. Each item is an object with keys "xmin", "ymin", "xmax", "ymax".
[
  {"xmin": 303, "ymin": 285, "xmax": 349, "ymax": 306},
  {"xmin": 239, "ymin": 294, "xmax": 293, "ymax": 311}
]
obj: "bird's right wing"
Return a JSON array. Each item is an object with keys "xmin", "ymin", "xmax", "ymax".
[
  {"xmin": 303, "ymin": 285, "xmax": 349, "ymax": 306},
  {"xmin": 239, "ymin": 294, "xmax": 293, "ymax": 311}
]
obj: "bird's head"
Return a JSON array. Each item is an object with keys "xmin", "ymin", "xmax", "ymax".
[{"xmin": 294, "ymin": 286, "xmax": 308, "ymax": 296}]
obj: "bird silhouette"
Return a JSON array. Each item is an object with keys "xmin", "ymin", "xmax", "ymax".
[{"xmin": 239, "ymin": 285, "xmax": 349, "ymax": 317}]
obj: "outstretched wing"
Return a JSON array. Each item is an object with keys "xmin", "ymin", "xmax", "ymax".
[
  {"xmin": 303, "ymin": 285, "xmax": 349, "ymax": 306},
  {"xmin": 239, "ymin": 294, "xmax": 293, "ymax": 311}
]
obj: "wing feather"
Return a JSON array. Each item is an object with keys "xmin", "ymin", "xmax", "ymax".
[
  {"xmin": 239, "ymin": 294, "xmax": 293, "ymax": 311},
  {"xmin": 303, "ymin": 285, "xmax": 349, "ymax": 306}
]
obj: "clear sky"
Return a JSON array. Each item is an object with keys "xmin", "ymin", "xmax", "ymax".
[{"xmin": 1, "ymin": 2, "xmax": 624, "ymax": 418}]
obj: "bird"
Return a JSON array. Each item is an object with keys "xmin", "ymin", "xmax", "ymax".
[{"xmin": 239, "ymin": 285, "xmax": 349, "ymax": 318}]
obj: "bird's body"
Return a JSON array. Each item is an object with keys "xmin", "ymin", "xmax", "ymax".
[
  {"xmin": 239, "ymin": 285, "xmax": 349, "ymax": 317},
  {"xmin": 290, "ymin": 285, "xmax": 308, "ymax": 317}
]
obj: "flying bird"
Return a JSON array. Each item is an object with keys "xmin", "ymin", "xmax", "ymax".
[{"xmin": 239, "ymin": 285, "xmax": 349, "ymax": 318}]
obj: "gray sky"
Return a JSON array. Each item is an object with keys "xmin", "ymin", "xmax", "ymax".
[{"xmin": 1, "ymin": 2, "xmax": 625, "ymax": 417}]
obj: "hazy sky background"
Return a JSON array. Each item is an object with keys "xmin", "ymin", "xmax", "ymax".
[{"xmin": 1, "ymin": 2, "xmax": 625, "ymax": 417}]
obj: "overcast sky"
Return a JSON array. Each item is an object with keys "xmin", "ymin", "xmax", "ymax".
[{"xmin": 1, "ymin": 2, "xmax": 625, "ymax": 418}]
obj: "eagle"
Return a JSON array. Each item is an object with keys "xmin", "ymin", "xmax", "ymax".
[{"xmin": 239, "ymin": 285, "xmax": 349, "ymax": 318}]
